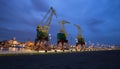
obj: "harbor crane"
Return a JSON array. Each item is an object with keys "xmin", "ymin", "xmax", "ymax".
[
  {"xmin": 34, "ymin": 6, "xmax": 57, "ymax": 51},
  {"xmin": 56, "ymin": 20, "xmax": 70, "ymax": 50},
  {"xmin": 74, "ymin": 24, "xmax": 86, "ymax": 51}
]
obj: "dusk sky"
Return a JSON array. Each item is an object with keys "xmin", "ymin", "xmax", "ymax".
[{"xmin": 0, "ymin": 0, "xmax": 120, "ymax": 45}]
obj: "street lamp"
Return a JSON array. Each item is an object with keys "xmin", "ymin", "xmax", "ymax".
[
  {"xmin": 49, "ymin": 33, "xmax": 52, "ymax": 46},
  {"xmin": 75, "ymin": 38, "xmax": 78, "ymax": 43}
]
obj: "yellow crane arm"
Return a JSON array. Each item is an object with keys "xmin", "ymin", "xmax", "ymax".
[
  {"xmin": 74, "ymin": 24, "xmax": 82, "ymax": 38},
  {"xmin": 43, "ymin": 7, "xmax": 57, "ymax": 33},
  {"xmin": 44, "ymin": 7, "xmax": 57, "ymax": 26},
  {"xmin": 38, "ymin": 6, "xmax": 57, "ymax": 33},
  {"xmin": 59, "ymin": 20, "xmax": 70, "ymax": 36},
  {"xmin": 39, "ymin": 7, "xmax": 51, "ymax": 25},
  {"xmin": 38, "ymin": 6, "xmax": 57, "ymax": 26}
]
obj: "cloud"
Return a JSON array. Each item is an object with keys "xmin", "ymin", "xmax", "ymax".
[
  {"xmin": 0, "ymin": 0, "xmax": 51, "ymax": 41},
  {"xmin": 31, "ymin": 0, "xmax": 49, "ymax": 12},
  {"xmin": 86, "ymin": 18, "xmax": 104, "ymax": 26},
  {"xmin": 0, "ymin": 27, "xmax": 35, "ymax": 41},
  {"xmin": 0, "ymin": 0, "xmax": 120, "ymax": 45},
  {"xmin": 85, "ymin": 18, "xmax": 105, "ymax": 33}
]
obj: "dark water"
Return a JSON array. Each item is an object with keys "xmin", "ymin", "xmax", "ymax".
[{"xmin": 0, "ymin": 50, "xmax": 120, "ymax": 69}]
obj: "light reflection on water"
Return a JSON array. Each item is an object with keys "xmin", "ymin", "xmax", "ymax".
[{"xmin": 0, "ymin": 47, "xmax": 26, "ymax": 52}]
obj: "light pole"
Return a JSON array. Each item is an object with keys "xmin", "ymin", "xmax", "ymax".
[
  {"xmin": 49, "ymin": 34, "xmax": 52, "ymax": 47},
  {"xmin": 75, "ymin": 38, "xmax": 78, "ymax": 43},
  {"xmin": 75, "ymin": 38, "xmax": 78, "ymax": 51}
]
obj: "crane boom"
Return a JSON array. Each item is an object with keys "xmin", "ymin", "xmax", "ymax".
[
  {"xmin": 59, "ymin": 20, "xmax": 70, "ymax": 37},
  {"xmin": 44, "ymin": 7, "xmax": 57, "ymax": 26},
  {"xmin": 39, "ymin": 9, "xmax": 50, "ymax": 25},
  {"xmin": 74, "ymin": 24, "xmax": 82, "ymax": 36},
  {"xmin": 36, "ymin": 6, "xmax": 57, "ymax": 41},
  {"xmin": 37, "ymin": 6, "xmax": 57, "ymax": 33}
]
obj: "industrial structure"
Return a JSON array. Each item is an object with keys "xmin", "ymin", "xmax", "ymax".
[
  {"xmin": 33, "ymin": 6, "xmax": 86, "ymax": 52},
  {"xmin": 56, "ymin": 20, "xmax": 70, "ymax": 50},
  {"xmin": 34, "ymin": 7, "xmax": 57, "ymax": 51},
  {"xmin": 74, "ymin": 24, "xmax": 86, "ymax": 51}
]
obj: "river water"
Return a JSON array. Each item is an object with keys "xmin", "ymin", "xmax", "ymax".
[
  {"xmin": 1, "ymin": 47, "xmax": 25, "ymax": 51},
  {"xmin": 0, "ymin": 47, "xmax": 35, "ymax": 54}
]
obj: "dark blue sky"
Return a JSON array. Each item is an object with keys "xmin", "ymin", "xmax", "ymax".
[{"xmin": 0, "ymin": 0, "xmax": 120, "ymax": 45}]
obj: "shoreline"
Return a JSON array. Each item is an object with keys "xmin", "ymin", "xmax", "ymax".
[{"xmin": 0, "ymin": 49, "xmax": 120, "ymax": 56}]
